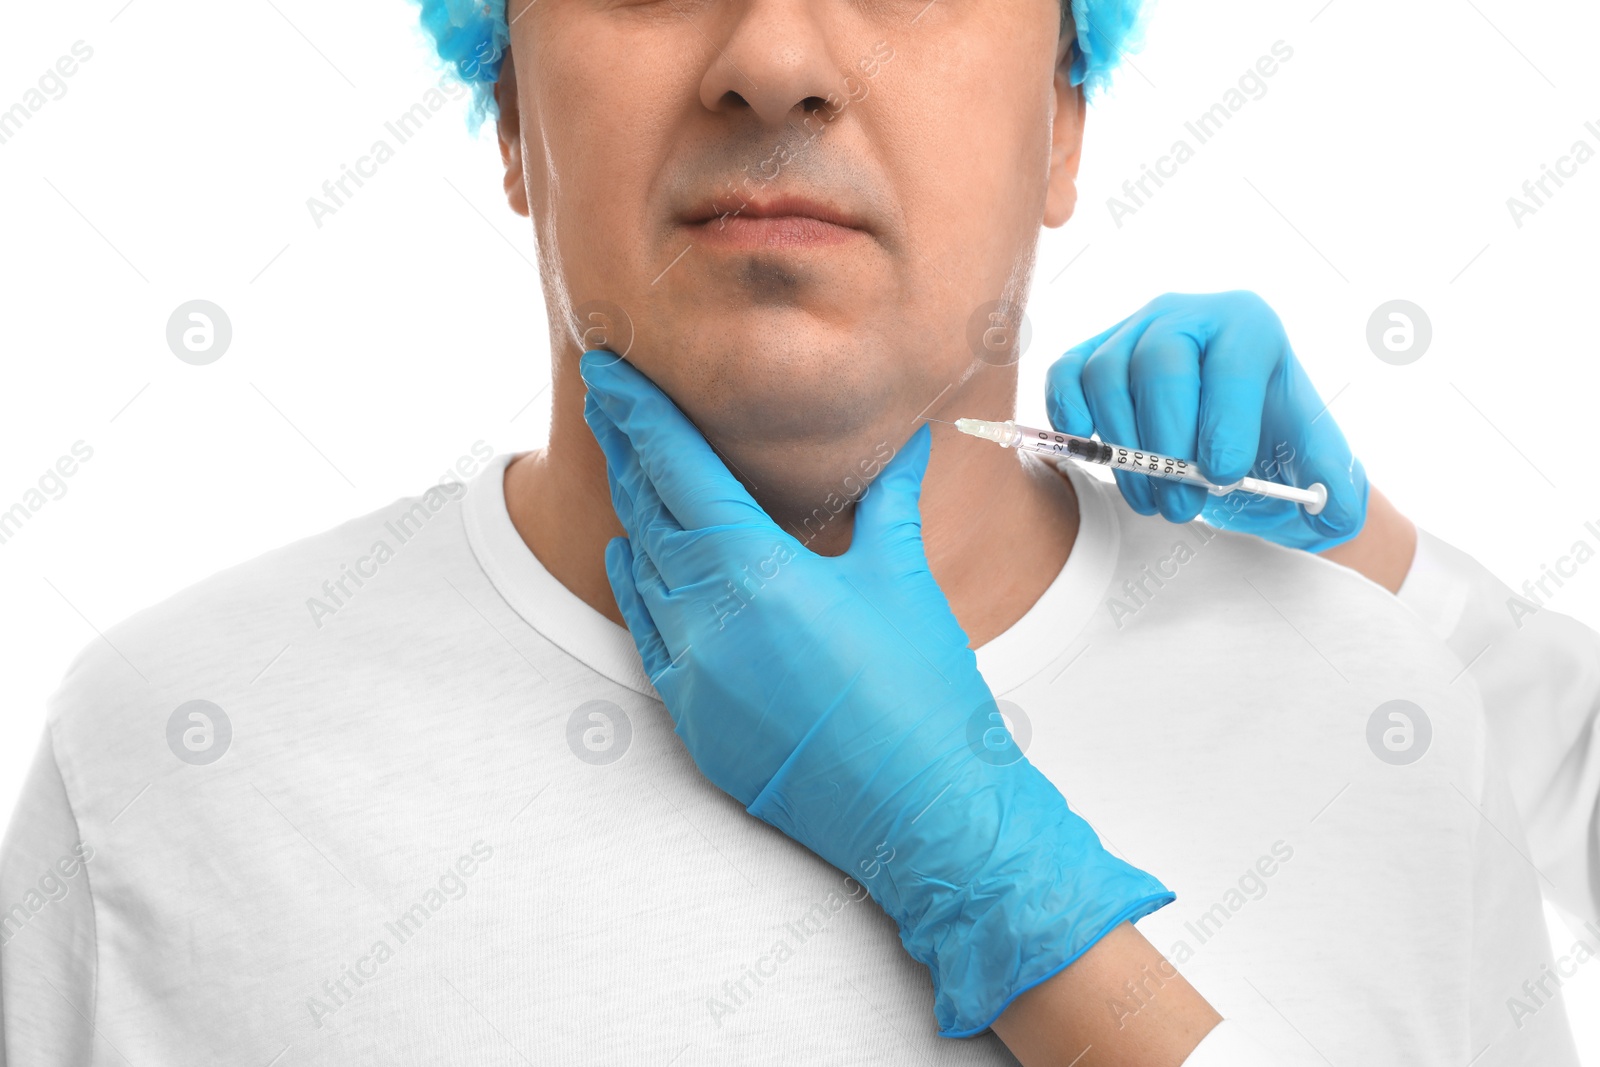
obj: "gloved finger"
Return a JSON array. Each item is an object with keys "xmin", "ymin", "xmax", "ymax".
[
  {"xmin": 1128, "ymin": 321, "xmax": 1207, "ymax": 523},
  {"xmin": 1194, "ymin": 315, "xmax": 1275, "ymax": 487},
  {"xmin": 1079, "ymin": 320, "xmax": 1158, "ymax": 516},
  {"xmin": 585, "ymin": 388, "xmax": 682, "ymax": 570},
  {"xmin": 589, "ymin": 391, "xmax": 808, "ymax": 597},
  {"xmin": 849, "ymin": 424, "xmax": 974, "ymax": 656},
  {"xmin": 589, "ymin": 394, "xmax": 777, "ymax": 592},
  {"xmin": 1045, "ymin": 347, "xmax": 1096, "ymax": 437},
  {"xmin": 851, "ymin": 422, "xmax": 932, "ymax": 563},
  {"xmin": 1283, "ymin": 361, "xmax": 1368, "ymax": 545},
  {"xmin": 1066, "ymin": 311, "xmax": 1136, "ymax": 362},
  {"xmin": 580, "ymin": 350, "xmax": 770, "ymax": 531},
  {"xmin": 585, "ymin": 388, "xmax": 638, "ymax": 528},
  {"xmin": 604, "ymin": 535, "xmax": 673, "ymax": 687},
  {"xmin": 1047, "ymin": 306, "xmax": 1143, "ymax": 435}
]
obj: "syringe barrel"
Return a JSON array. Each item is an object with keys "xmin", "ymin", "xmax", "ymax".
[
  {"xmin": 991, "ymin": 421, "xmax": 1325, "ymax": 512},
  {"xmin": 1010, "ymin": 426, "xmax": 1115, "ymax": 466},
  {"xmin": 1103, "ymin": 444, "xmax": 1214, "ymax": 488}
]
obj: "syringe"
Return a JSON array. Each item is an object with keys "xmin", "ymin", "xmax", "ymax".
[{"xmin": 954, "ymin": 418, "xmax": 1327, "ymax": 515}]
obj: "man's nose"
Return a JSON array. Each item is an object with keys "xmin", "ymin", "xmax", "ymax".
[{"xmin": 698, "ymin": 1, "xmax": 841, "ymax": 126}]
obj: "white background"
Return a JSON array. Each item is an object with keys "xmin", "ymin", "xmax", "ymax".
[{"xmin": 2, "ymin": 0, "xmax": 1598, "ymax": 1055}]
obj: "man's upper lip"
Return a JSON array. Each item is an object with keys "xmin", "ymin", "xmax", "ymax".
[{"xmin": 686, "ymin": 194, "xmax": 867, "ymax": 231}]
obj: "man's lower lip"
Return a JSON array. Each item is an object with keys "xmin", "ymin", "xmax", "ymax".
[{"xmin": 686, "ymin": 215, "xmax": 866, "ymax": 249}]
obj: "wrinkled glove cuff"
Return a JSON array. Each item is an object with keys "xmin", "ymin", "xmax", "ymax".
[{"xmin": 922, "ymin": 857, "xmax": 1174, "ymax": 1037}]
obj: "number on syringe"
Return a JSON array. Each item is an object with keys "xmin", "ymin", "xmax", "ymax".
[{"xmin": 1036, "ymin": 430, "xmax": 1070, "ymax": 456}]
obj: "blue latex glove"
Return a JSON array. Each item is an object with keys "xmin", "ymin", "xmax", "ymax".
[
  {"xmin": 579, "ymin": 349, "xmax": 1174, "ymax": 1038},
  {"xmin": 1046, "ymin": 291, "xmax": 1368, "ymax": 552}
]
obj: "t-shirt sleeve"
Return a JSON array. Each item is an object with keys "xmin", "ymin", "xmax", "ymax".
[
  {"xmin": 1397, "ymin": 526, "xmax": 1600, "ymax": 927},
  {"xmin": 0, "ymin": 725, "xmax": 98, "ymax": 1067}
]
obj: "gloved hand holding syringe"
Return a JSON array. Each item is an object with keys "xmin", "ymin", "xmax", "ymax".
[{"xmin": 955, "ymin": 417, "xmax": 1329, "ymax": 516}]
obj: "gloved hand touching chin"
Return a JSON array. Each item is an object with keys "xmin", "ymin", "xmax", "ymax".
[{"xmin": 579, "ymin": 349, "xmax": 1174, "ymax": 1038}]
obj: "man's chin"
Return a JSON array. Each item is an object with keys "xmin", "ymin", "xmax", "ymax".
[{"xmin": 658, "ymin": 333, "xmax": 904, "ymax": 445}]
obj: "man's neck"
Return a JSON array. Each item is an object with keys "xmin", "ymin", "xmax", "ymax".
[{"xmin": 504, "ymin": 364, "xmax": 1081, "ymax": 649}]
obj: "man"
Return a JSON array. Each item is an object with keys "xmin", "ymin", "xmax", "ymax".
[{"xmin": 3, "ymin": 1, "xmax": 1597, "ymax": 1065}]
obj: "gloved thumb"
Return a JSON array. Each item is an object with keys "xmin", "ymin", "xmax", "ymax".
[
  {"xmin": 1307, "ymin": 455, "xmax": 1369, "ymax": 548},
  {"xmin": 851, "ymin": 422, "xmax": 933, "ymax": 557}
]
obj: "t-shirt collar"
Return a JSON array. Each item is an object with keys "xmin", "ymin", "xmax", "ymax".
[{"xmin": 461, "ymin": 452, "xmax": 1119, "ymax": 701}]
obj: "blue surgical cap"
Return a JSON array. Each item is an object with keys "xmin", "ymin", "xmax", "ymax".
[
  {"xmin": 409, "ymin": 0, "xmax": 1147, "ymax": 132},
  {"xmin": 1067, "ymin": 0, "xmax": 1148, "ymax": 98}
]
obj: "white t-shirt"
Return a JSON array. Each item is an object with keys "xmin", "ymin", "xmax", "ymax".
[{"xmin": 1, "ymin": 453, "xmax": 1592, "ymax": 1065}]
